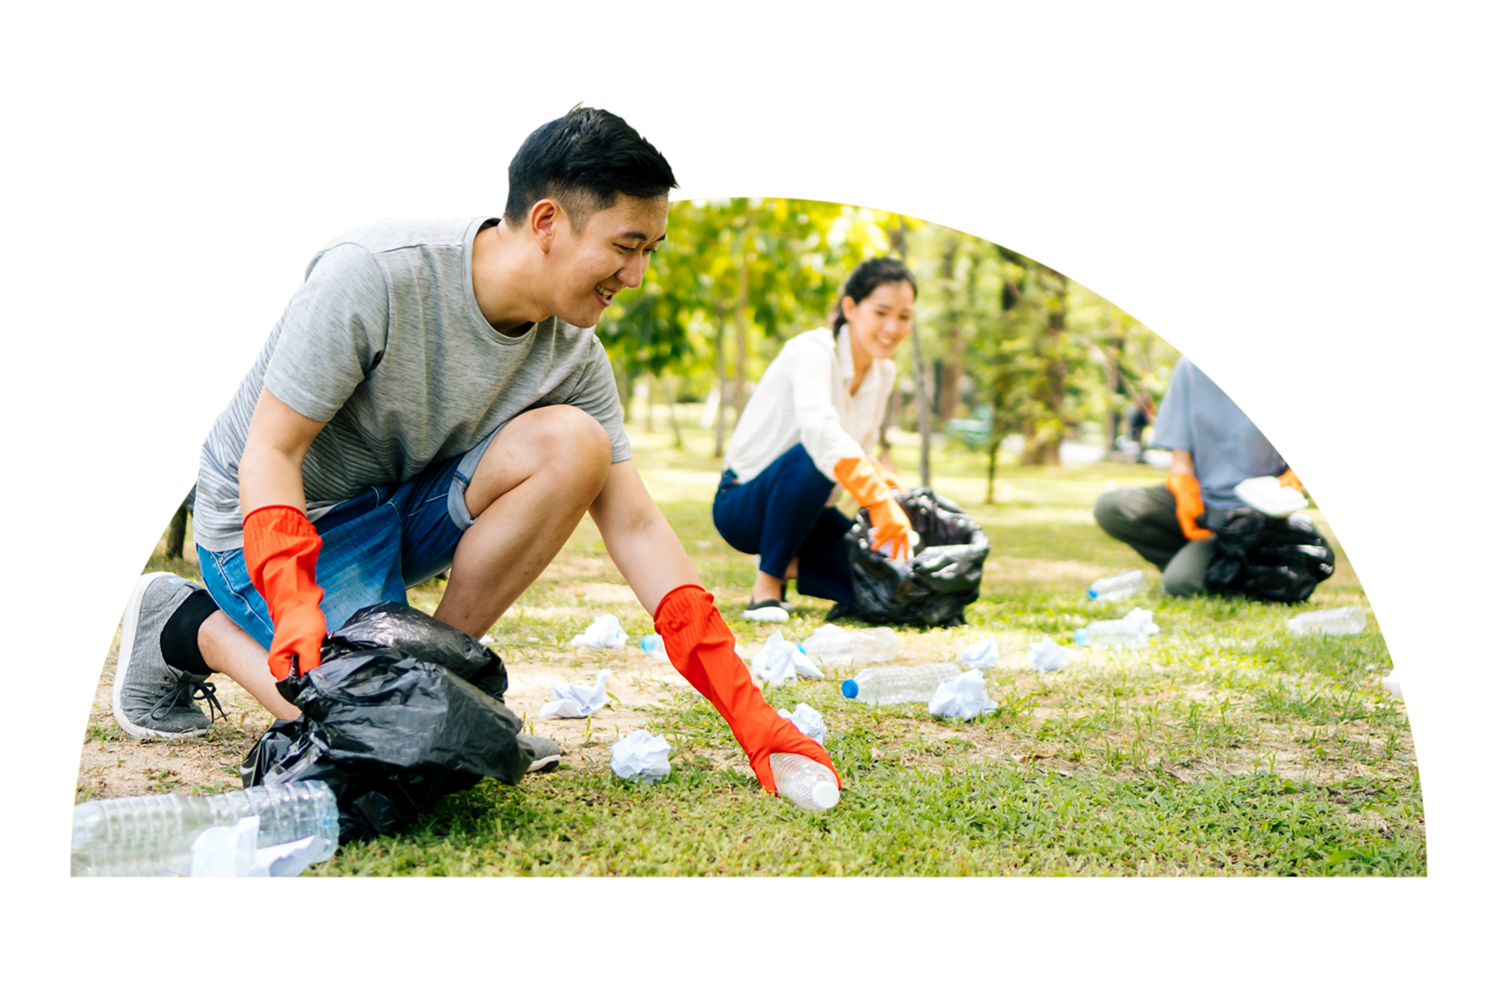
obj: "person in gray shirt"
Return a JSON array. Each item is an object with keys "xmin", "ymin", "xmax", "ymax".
[
  {"xmin": 1093, "ymin": 356, "xmax": 1308, "ymax": 596},
  {"xmin": 112, "ymin": 107, "xmax": 835, "ymax": 797}
]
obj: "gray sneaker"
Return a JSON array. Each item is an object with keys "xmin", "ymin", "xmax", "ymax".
[
  {"xmin": 517, "ymin": 732, "xmax": 561, "ymax": 774},
  {"xmin": 113, "ymin": 572, "xmax": 224, "ymax": 740}
]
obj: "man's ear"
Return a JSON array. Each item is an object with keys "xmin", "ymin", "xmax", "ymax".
[{"xmin": 530, "ymin": 198, "xmax": 566, "ymax": 253}]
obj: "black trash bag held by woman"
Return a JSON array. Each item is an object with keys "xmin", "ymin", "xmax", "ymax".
[
  {"xmin": 241, "ymin": 603, "xmax": 531, "ymax": 843},
  {"xmin": 831, "ymin": 487, "xmax": 990, "ymax": 627},
  {"xmin": 1203, "ymin": 509, "xmax": 1335, "ymax": 604}
]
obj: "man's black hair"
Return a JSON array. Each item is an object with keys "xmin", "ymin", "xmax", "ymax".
[{"xmin": 504, "ymin": 106, "xmax": 678, "ymax": 231}]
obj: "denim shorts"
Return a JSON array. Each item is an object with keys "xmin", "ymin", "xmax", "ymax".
[{"xmin": 198, "ymin": 426, "xmax": 501, "ymax": 650}]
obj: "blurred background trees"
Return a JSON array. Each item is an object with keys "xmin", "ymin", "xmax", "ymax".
[{"xmin": 595, "ymin": 197, "xmax": 1179, "ymax": 494}]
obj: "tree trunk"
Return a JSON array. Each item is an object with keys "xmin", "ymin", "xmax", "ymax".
[
  {"xmin": 938, "ymin": 237, "xmax": 964, "ymax": 421},
  {"xmin": 664, "ymin": 372, "xmax": 682, "ymax": 448},
  {"xmin": 645, "ymin": 374, "xmax": 655, "ymax": 434},
  {"xmin": 165, "ymin": 500, "xmax": 188, "ymax": 559},
  {"xmin": 986, "ymin": 440, "xmax": 1001, "ymax": 505},
  {"xmin": 909, "ymin": 315, "xmax": 933, "ymax": 487},
  {"xmin": 714, "ymin": 307, "xmax": 728, "ymax": 459},
  {"xmin": 1022, "ymin": 269, "xmax": 1068, "ymax": 466}
]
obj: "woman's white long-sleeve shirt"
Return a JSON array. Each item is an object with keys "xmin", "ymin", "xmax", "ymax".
[{"xmin": 722, "ymin": 328, "xmax": 895, "ymax": 497}]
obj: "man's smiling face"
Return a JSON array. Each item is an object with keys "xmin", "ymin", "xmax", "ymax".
[{"xmin": 545, "ymin": 193, "xmax": 668, "ymax": 329}]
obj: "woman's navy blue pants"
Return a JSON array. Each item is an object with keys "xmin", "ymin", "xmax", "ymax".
[{"xmin": 712, "ymin": 444, "xmax": 857, "ymax": 605}]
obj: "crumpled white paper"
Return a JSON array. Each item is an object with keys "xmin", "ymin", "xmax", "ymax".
[
  {"xmin": 750, "ymin": 630, "xmax": 824, "ymax": 684},
  {"xmin": 189, "ymin": 816, "xmax": 332, "ymax": 877},
  {"xmin": 540, "ymin": 668, "xmax": 611, "ymax": 718},
  {"xmin": 569, "ymin": 613, "xmax": 627, "ymax": 649},
  {"xmin": 928, "ymin": 670, "xmax": 998, "ymax": 720},
  {"xmin": 1029, "ymin": 637, "xmax": 1072, "ymax": 672},
  {"xmin": 1120, "ymin": 607, "xmax": 1160, "ymax": 636},
  {"xmin": 777, "ymin": 702, "xmax": 828, "ymax": 745},
  {"xmin": 958, "ymin": 637, "xmax": 1000, "ymax": 671},
  {"xmin": 610, "ymin": 729, "xmax": 671, "ymax": 783}
]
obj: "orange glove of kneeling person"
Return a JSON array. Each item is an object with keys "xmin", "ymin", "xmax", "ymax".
[
  {"xmin": 1277, "ymin": 468, "xmax": 1304, "ymax": 493},
  {"xmin": 654, "ymin": 585, "xmax": 839, "ymax": 795},
  {"xmin": 242, "ymin": 504, "xmax": 329, "ymax": 681},
  {"xmin": 834, "ymin": 455, "xmax": 913, "ymax": 561},
  {"xmin": 1164, "ymin": 473, "xmax": 1213, "ymax": 541}
]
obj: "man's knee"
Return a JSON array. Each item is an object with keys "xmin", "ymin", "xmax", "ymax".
[
  {"xmin": 1094, "ymin": 489, "xmax": 1131, "ymax": 536},
  {"xmin": 504, "ymin": 405, "xmax": 612, "ymax": 486}
]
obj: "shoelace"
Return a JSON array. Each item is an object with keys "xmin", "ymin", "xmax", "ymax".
[{"xmin": 149, "ymin": 676, "xmax": 227, "ymax": 726}]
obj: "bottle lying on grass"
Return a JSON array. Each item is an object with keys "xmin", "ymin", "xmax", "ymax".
[
  {"xmin": 840, "ymin": 661, "xmax": 963, "ymax": 706},
  {"xmin": 72, "ymin": 781, "xmax": 338, "ymax": 877},
  {"xmin": 769, "ymin": 754, "xmax": 840, "ymax": 811},
  {"xmin": 1087, "ymin": 569, "xmax": 1145, "ymax": 601},
  {"xmin": 1074, "ymin": 608, "xmax": 1159, "ymax": 649},
  {"xmin": 1285, "ymin": 607, "xmax": 1366, "ymax": 636}
]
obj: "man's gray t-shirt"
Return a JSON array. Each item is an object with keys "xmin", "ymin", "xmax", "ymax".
[
  {"xmin": 195, "ymin": 216, "xmax": 630, "ymax": 551},
  {"xmin": 1151, "ymin": 357, "xmax": 1288, "ymax": 509}
]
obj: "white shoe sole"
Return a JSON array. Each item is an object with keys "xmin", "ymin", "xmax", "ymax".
[
  {"xmin": 743, "ymin": 606, "xmax": 790, "ymax": 623},
  {"xmin": 112, "ymin": 572, "xmax": 208, "ymax": 741}
]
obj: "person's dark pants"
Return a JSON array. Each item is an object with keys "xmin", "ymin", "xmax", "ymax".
[
  {"xmin": 712, "ymin": 444, "xmax": 857, "ymax": 606},
  {"xmin": 1093, "ymin": 485, "xmax": 1217, "ymax": 597}
]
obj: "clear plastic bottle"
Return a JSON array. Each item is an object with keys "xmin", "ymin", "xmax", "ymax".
[
  {"xmin": 72, "ymin": 781, "xmax": 339, "ymax": 877},
  {"xmin": 1073, "ymin": 608, "xmax": 1158, "ymax": 649},
  {"xmin": 840, "ymin": 661, "xmax": 962, "ymax": 706},
  {"xmin": 803, "ymin": 625, "xmax": 898, "ymax": 667},
  {"xmin": 1286, "ymin": 607, "xmax": 1366, "ymax": 636},
  {"xmin": 1087, "ymin": 569, "xmax": 1144, "ymax": 601},
  {"xmin": 769, "ymin": 753, "xmax": 840, "ymax": 811},
  {"xmin": 641, "ymin": 634, "xmax": 670, "ymax": 660}
]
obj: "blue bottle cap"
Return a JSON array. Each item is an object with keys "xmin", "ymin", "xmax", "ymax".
[
  {"xmin": 1087, "ymin": 588, "xmax": 1099, "ymax": 599},
  {"xmin": 1073, "ymin": 629, "xmax": 1088, "ymax": 645},
  {"xmin": 841, "ymin": 679, "xmax": 859, "ymax": 699}
]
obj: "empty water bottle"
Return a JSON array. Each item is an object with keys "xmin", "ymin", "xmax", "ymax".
[
  {"xmin": 1286, "ymin": 607, "xmax": 1366, "ymax": 636},
  {"xmin": 1074, "ymin": 608, "xmax": 1159, "ymax": 649},
  {"xmin": 769, "ymin": 753, "xmax": 840, "ymax": 811},
  {"xmin": 840, "ymin": 661, "xmax": 962, "ymax": 706},
  {"xmin": 641, "ymin": 634, "xmax": 670, "ymax": 660},
  {"xmin": 1087, "ymin": 569, "xmax": 1144, "ymax": 601},
  {"xmin": 72, "ymin": 781, "xmax": 339, "ymax": 877},
  {"xmin": 802, "ymin": 624, "xmax": 898, "ymax": 667}
]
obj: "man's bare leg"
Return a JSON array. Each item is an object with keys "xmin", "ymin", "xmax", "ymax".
[
  {"xmin": 434, "ymin": 405, "xmax": 613, "ymax": 637},
  {"xmin": 190, "ymin": 405, "xmax": 611, "ymax": 718},
  {"xmin": 198, "ymin": 611, "xmax": 298, "ymax": 719}
]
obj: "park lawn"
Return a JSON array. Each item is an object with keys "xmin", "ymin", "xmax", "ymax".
[{"xmin": 104, "ymin": 409, "xmax": 1421, "ymax": 876}]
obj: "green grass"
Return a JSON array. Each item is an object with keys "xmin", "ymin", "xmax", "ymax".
[{"xmin": 143, "ymin": 405, "xmax": 1422, "ymax": 876}]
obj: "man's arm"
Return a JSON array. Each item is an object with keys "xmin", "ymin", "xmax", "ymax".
[
  {"xmin": 239, "ymin": 386, "xmax": 333, "ymax": 679},
  {"xmin": 587, "ymin": 458, "xmax": 700, "ymax": 615},
  {"xmin": 240, "ymin": 387, "xmax": 328, "ymax": 513},
  {"xmin": 1168, "ymin": 449, "xmax": 1195, "ymax": 478},
  {"xmin": 588, "ymin": 458, "xmax": 837, "ymax": 795}
]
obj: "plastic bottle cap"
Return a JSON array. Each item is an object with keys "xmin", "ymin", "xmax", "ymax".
[
  {"xmin": 841, "ymin": 679, "xmax": 859, "ymax": 699},
  {"xmin": 1087, "ymin": 588, "xmax": 1099, "ymax": 599},
  {"xmin": 1073, "ymin": 629, "xmax": 1087, "ymax": 645},
  {"xmin": 811, "ymin": 782, "xmax": 840, "ymax": 810}
]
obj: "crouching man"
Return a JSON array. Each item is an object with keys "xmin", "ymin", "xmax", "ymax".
[{"xmin": 113, "ymin": 106, "xmax": 835, "ymax": 796}]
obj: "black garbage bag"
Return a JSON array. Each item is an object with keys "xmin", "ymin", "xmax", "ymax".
[
  {"xmin": 1203, "ymin": 509, "xmax": 1335, "ymax": 604},
  {"xmin": 241, "ymin": 603, "xmax": 531, "ymax": 843},
  {"xmin": 832, "ymin": 487, "xmax": 990, "ymax": 628}
]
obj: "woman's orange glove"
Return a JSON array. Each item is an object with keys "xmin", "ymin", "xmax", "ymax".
[
  {"xmin": 1278, "ymin": 468, "xmax": 1304, "ymax": 492},
  {"xmin": 835, "ymin": 455, "xmax": 914, "ymax": 561},
  {"xmin": 654, "ymin": 585, "xmax": 839, "ymax": 795},
  {"xmin": 1165, "ymin": 473, "xmax": 1213, "ymax": 541},
  {"xmin": 877, "ymin": 465, "xmax": 903, "ymax": 491},
  {"xmin": 242, "ymin": 504, "xmax": 328, "ymax": 680}
]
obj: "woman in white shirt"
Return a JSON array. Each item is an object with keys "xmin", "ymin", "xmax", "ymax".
[{"xmin": 713, "ymin": 258, "xmax": 918, "ymax": 622}]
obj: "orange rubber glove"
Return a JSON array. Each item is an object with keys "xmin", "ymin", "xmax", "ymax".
[
  {"xmin": 877, "ymin": 464, "xmax": 903, "ymax": 491},
  {"xmin": 654, "ymin": 585, "xmax": 839, "ymax": 795},
  {"xmin": 242, "ymin": 504, "xmax": 328, "ymax": 680},
  {"xmin": 1165, "ymin": 473, "xmax": 1213, "ymax": 541},
  {"xmin": 1277, "ymin": 468, "xmax": 1304, "ymax": 493},
  {"xmin": 835, "ymin": 455, "xmax": 914, "ymax": 561}
]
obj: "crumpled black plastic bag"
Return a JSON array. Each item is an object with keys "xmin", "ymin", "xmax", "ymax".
[
  {"xmin": 1203, "ymin": 509, "xmax": 1335, "ymax": 604},
  {"xmin": 832, "ymin": 487, "xmax": 990, "ymax": 628},
  {"xmin": 241, "ymin": 603, "xmax": 531, "ymax": 843}
]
